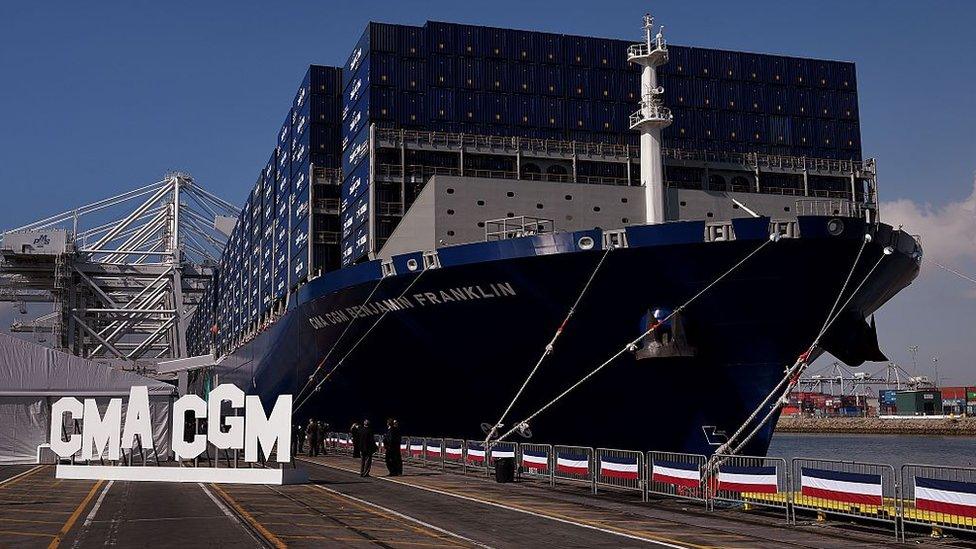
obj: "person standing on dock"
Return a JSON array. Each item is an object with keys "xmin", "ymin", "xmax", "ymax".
[
  {"xmin": 359, "ymin": 419, "xmax": 377, "ymax": 477},
  {"xmin": 351, "ymin": 422, "xmax": 362, "ymax": 458},
  {"xmin": 293, "ymin": 423, "xmax": 305, "ymax": 456},
  {"xmin": 307, "ymin": 418, "xmax": 320, "ymax": 457},
  {"xmin": 384, "ymin": 418, "xmax": 402, "ymax": 476}
]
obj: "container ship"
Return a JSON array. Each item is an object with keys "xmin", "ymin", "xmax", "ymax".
[{"xmin": 185, "ymin": 15, "xmax": 920, "ymax": 456}]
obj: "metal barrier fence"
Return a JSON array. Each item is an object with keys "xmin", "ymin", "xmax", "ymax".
[
  {"xmin": 488, "ymin": 441, "xmax": 517, "ymax": 464},
  {"xmin": 554, "ymin": 445, "xmax": 594, "ymax": 493},
  {"xmin": 518, "ymin": 443, "xmax": 553, "ymax": 486},
  {"xmin": 901, "ymin": 463, "xmax": 976, "ymax": 540},
  {"xmin": 424, "ymin": 438, "xmax": 443, "ymax": 468},
  {"xmin": 442, "ymin": 438, "xmax": 466, "ymax": 472},
  {"xmin": 596, "ymin": 448, "xmax": 645, "ymax": 501},
  {"xmin": 406, "ymin": 437, "xmax": 424, "ymax": 463},
  {"xmin": 321, "ymin": 433, "xmax": 976, "ymax": 541},
  {"xmin": 648, "ymin": 451, "xmax": 707, "ymax": 504},
  {"xmin": 709, "ymin": 454, "xmax": 790, "ymax": 521},
  {"xmin": 374, "ymin": 434, "xmax": 385, "ymax": 457},
  {"xmin": 791, "ymin": 457, "xmax": 898, "ymax": 537},
  {"xmin": 339, "ymin": 433, "xmax": 355, "ymax": 454},
  {"xmin": 465, "ymin": 440, "xmax": 488, "ymax": 475}
]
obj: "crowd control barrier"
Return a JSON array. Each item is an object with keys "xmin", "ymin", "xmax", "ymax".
[
  {"xmin": 423, "ymin": 438, "xmax": 443, "ymax": 468},
  {"xmin": 709, "ymin": 454, "xmax": 790, "ymax": 521},
  {"xmin": 442, "ymin": 438, "xmax": 466, "ymax": 472},
  {"xmin": 596, "ymin": 448, "xmax": 645, "ymax": 501},
  {"xmin": 648, "ymin": 451, "xmax": 707, "ymax": 504},
  {"xmin": 900, "ymin": 463, "xmax": 976, "ymax": 540},
  {"xmin": 791, "ymin": 457, "xmax": 898, "ymax": 537},
  {"xmin": 318, "ymin": 432, "xmax": 976, "ymax": 543},
  {"xmin": 554, "ymin": 445, "xmax": 594, "ymax": 493},
  {"xmin": 465, "ymin": 440, "xmax": 489, "ymax": 476},
  {"xmin": 489, "ymin": 441, "xmax": 517, "ymax": 464},
  {"xmin": 518, "ymin": 443, "xmax": 553, "ymax": 486},
  {"xmin": 406, "ymin": 437, "xmax": 425, "ymax": 463}
]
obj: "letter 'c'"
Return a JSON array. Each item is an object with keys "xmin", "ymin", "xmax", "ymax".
[{"xmin": 171, "ymin": 395, "xmax": 207, "ymax": 460}]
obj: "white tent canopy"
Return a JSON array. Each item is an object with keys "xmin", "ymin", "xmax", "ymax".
[{"xmin": 0, "ymin": 333, "xmax": 176, "ymax": 464}]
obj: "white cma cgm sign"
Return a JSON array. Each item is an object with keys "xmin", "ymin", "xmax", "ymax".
[{"xmin": 49, "ymin": 384, "xmax": 292, "ymax": 463}]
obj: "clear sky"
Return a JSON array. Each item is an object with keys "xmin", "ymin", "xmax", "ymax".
[{"xmin": 0, "ymin": 1, "xmax": 973, "ymax": 383}]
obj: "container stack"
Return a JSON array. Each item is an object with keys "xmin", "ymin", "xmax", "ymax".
[
  {"xmin": 188, "ymin": 66, "xmax": 342, "ymax": 355},
  {"xmin": 338, "ymin": 21, "xmax": 863, "ymax": 266},
  {"xmin": 659, "ymin": 47, "xmax": 860, "ymax": 158}
]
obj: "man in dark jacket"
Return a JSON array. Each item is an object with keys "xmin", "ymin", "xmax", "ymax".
[
  {"xmin": 306, "ymin": 419, "xmax": 319, "ymax": 457},
  {"xmin": 351, "ymin": 422, "xmax": 361, "ymax": 458},
  {"xmin": 383, "ymin": 418, "xmax": 402, "ymax": 476},
  {"xmin": 358, "ymin": 419, "xmax": 377, "ymax": 477}
]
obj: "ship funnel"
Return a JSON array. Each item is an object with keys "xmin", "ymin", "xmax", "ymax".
[{"xmin": 627, "ymin": 12, "xmax": 673, "ymax": 224}]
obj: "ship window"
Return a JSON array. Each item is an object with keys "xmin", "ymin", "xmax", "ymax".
[
  {"xmin": 566, "ymin": 215, "xmax": 573, "ymax": 221},
  {"xmin": 447, "ymin": 209, "xmax": 455, "ymax": 215},
  {"xmin": 447, "ymin": 230, "xmax": 455, "ymax": 236},
  {"xmin": 593, "ymin": 206, "xmax": 601, "ymax": 212},
  {"xmin": 706, "ymin": 212, "xmax": 714, "ymax": 218},
  {"xmin": 536, "ymin": 203, "xmax": 544, "ymax": 209},
  {"xmin": 507, "ymin": 191, "xmax": 515, "ymax": 197},
  {"xmin": 565, "ymin": 194, "xmax": 573, "ymax": 200},
  {"xmin": 622, "ymin": 217, "xmax": 630, "ymax": 223},
  {"xmin": 621, "ymin": 197, "xmax": 628, "ymax": 203},
  {"xmin": 477, "ymin": 200, "xmax": 485, "ymax": 206},
  {"xmin": 733, "ymin": 204, "xmax": 740, "ymax": 209},
  {"xmin": 477, "ymin": 222, "xmax": 485, "ymax": 228},
  {"xmin": 446, "ymin": 188, "xmax": 455, "ymax": 194},
  {"xmin": 680, "ymin": 201, "xmax": 687, "ymax": 206},
  {"xmin": 506, "ymin": 212, "xmax": 514, "ymax": 217},
  {"xmin": 784, "ymin": 206, "xmax": 791, "ymax": 212}
]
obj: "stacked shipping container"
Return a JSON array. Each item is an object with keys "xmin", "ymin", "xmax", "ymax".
[
  {"xmin": 187, "ymin": 66, "xmax": 342, "ymax": 355},
  {"xmin": 338, "ymin": 21, "xmax": 862, "ymax": 265},
  {"xmin": 190, "ymin": 20, "xmax": 868, "ymax": 354}
]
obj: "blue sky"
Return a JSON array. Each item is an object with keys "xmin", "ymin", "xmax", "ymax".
[{"xmin": 0, "ymin": 1, "xmax": 973, "ymax": 382}]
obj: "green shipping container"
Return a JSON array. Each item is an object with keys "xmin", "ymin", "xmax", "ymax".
[{"xmin": 895, "ymin": 390, "xmax": 943, "ymax": 416}]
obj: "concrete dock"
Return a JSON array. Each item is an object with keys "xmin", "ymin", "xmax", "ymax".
[{"xmin": 1, "ymin": 455, "xmax": 970, "ymax": 548}]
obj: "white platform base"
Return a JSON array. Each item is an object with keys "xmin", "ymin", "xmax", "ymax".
[{"xmin": 56, "ymin": 464, "xmax": 309, "ymax": 485}]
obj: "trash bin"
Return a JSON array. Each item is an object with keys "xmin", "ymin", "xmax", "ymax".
[{"xmin": 494, "ymin": 457, "xmax": 515, "ymax": 483}]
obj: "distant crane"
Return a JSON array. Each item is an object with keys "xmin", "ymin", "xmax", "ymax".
[{"xmin": 796, "ymin": 360, "xmax": 931, "ymax": 397}]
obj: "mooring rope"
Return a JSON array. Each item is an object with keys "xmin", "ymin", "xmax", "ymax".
[
  {"xmin": 294, "ymin": 269, "xmax": 428, "ymax": 413},
  {"xmin": 712, "ymin": 233, "xmax": 893, "ymax": 461},
  {"xmin": 292, "ymin": 276, "xmax": 387, "ymax": 406},
  {"xmin": 483, "ymin": 246, "xmax": 613, "ymax": 445},
  {"xmin": 491, "ymin": 234, "xmax": 778, "ymax": 445}
]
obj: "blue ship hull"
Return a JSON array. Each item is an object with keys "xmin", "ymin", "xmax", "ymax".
[{"xmin": 211, "ymin": 216, "xmax": 919, "ymax": 456}]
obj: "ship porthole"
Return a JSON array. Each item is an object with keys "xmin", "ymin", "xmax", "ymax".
[
  {"xmin": 826, "ymin": 218, "xmax": 845, "ymax": 236},
  {"xmin": 406, "ymin": 258, "xmax": 419, "ymax": 271},
  {"xmin": 578, "ymin": 236, "xmax": 595, "ymax": 250}
]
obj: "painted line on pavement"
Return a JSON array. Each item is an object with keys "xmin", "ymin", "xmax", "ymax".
[
  {"xmin": 303, "ymin": 458, "xmax": 693, "ymax": 549},
  {"xmin": 0, "ymin": 465, "xmax": 44, "ymax": 487},
  {"xmin": 47, "ymin": 479, "xmax": 104, "ymax": 549},
  {"xmin": 311, "ymin": 483, "xmax": 493, "ymax": 549}
]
